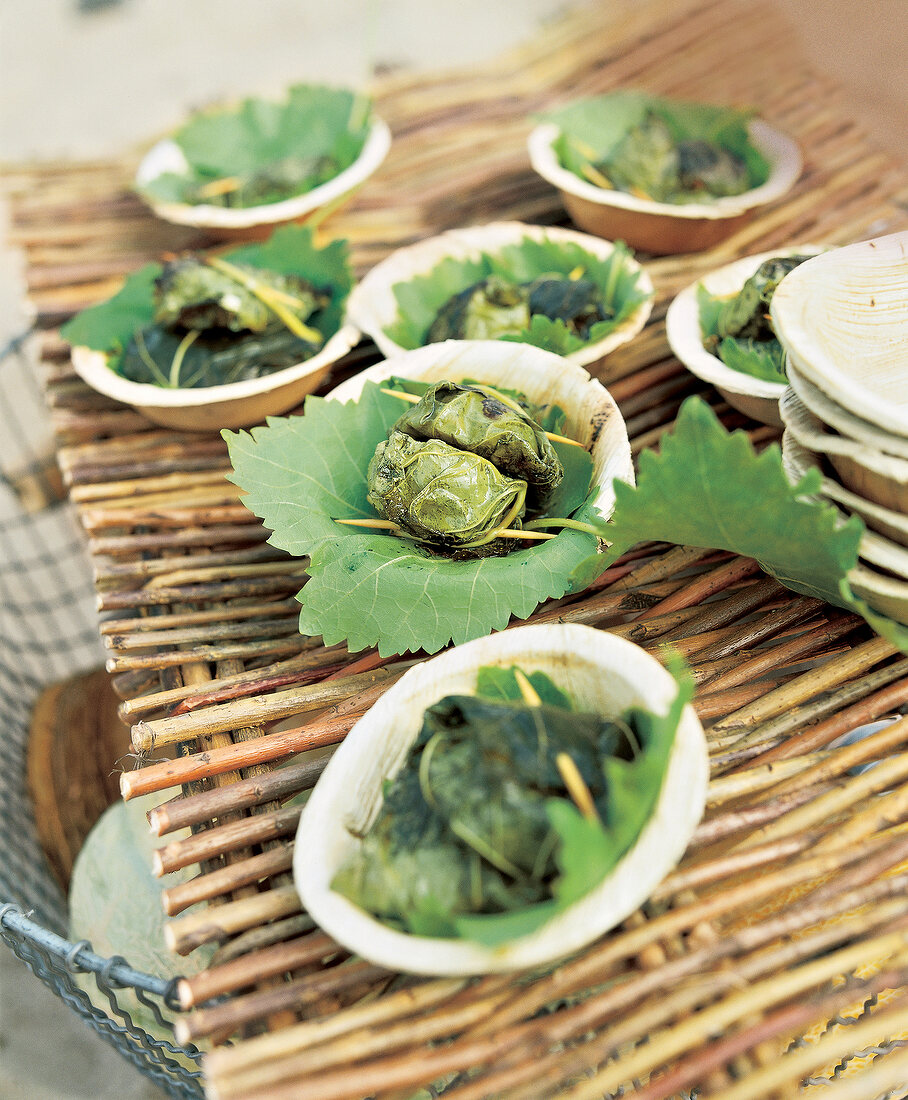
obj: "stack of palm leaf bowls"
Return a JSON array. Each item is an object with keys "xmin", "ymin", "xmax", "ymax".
[{"xmin": 773, "ymin": 231, "xmax": 908, "ymax": 624}]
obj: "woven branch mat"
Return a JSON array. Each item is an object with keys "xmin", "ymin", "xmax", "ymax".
[{"xmin": 5, "ymin": 0, "xmax": 908, "ymax": 1096}]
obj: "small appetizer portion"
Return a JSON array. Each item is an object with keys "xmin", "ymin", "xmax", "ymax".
[
  {"xmin": 225, "ymin": 340, "xmax": 633, "ymax": 656},
  {"xmin": 60, "ymin": 226, "xmax": 358, "ymax": 431},
  {"xmin": 665, "ymin": 247, "xmax": 822, "ymax": 427},
  {"xmin": 528, "ymin": 92, "xmax": 801, "ymax": 253},
  {"xmin": 346, "ymin": 221, "xmax": 653, "ymax": 370},
  {"xmin": 135, "ymin": 84, "xmax": 391, "ymax": 236},
  {"xmin": 294, "ymin": 623, "xmax": 708, "ymax": 974}
]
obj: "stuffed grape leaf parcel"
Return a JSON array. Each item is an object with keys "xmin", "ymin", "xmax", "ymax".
[{"xmin": 224, "ymin": 382, "xmax": 606, "ymax": 656}]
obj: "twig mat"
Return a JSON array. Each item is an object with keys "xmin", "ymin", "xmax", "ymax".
[{"xmin": 5, "ymin": 0, "xmax": 908, "ymax": 1096}]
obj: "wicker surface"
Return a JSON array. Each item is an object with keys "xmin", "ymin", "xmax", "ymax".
[{"xmin": 5, "ymin": 0, "xmax": 908, "ymax": 1096}]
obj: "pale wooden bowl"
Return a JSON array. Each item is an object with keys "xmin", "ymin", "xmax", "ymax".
[
  {"xmin": 786, "ymin": 358, "xmax": 908, "ymax": 461},
  {"xmin": 770, "ymin": 231, "xmax": 908, "ymax": 439},
  {"xmin": 326, "ymin": 338, "xmax": 635, "ymax": 524},
  {"xmin": 528, "ymin": 119, "xmax": 801, "ymax": 255},
  {"xmin": 345, "ymin": 221, "xmax": 654, "ymax": 374},
  {"xmin": 293, "ymin": 622, "xmax": 708, "ymax": 975},
  {"xmin": 135, "ymin": 118, "xmax": 391, "ymax": 241},
  {"xmin": 666, "ymin": 246, "xmax": 823, "ymax": 427},
  {"xmin": 71, "ymin": 319, "xmax": 361, "ymax": 432},
  {"xmin": 782, "ymin": 432, "xmax": 908, "ymax": 550},
  {"xmin": 781, "ymin": 388, "xmax": 908, "ymax": 515}
]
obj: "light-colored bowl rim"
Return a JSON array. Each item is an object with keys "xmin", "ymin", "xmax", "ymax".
[
  {"xmin": 134, "ymin": 117, "xmax": 392, "ymax": 230},
  {"xmin": 528, "ymin": 117, "xmax": 802, "ymax": 222},
  {"xmin": 781, "ymin": 430, "xmax": 908, "ymax": 541},
  {"xmin": 326, "ymin": 338, "xmax": 635, "ymax": 525},
  {"xmin": 71, "ymin": 319, "xmax": 361, "ymax": 411},
  {"xmin": 781, "ymin": 432, "xmax": 908, "ymax": 577},
  {"xmin": 780, "ymin": 389, "xmax": 908, "ymax": 482},
  {"xmin": 345, "ymin": 220, "xmax": 655, "ymax": 364},
  {"xmin": 769, "ymin": 232, "xmax": 908, "ymax": 439},
  {"xmin": 665, "ymin": 246, "xmax": 824, "ymax": 401},
  {"xmin": 293, "ymin": 622, "xmax": 708, "ymax": 975},
  {"xmin": 786, "ymin": 359, "xmax": 908, "ymax": 461}
]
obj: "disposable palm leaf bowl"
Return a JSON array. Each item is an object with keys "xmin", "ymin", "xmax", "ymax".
[
  {"xmin": 781, "ymin": 432, "xmax": 908, "ymax": 577},
  {"xmin": 782, "ymin": 431, "xmax": 908, "ymax": 550},
  {"xmin": 71, "ymin": 320, "xmax": 361, "ymax": 432},
  {"xmin": 345, "ymin": 220, "xmax": 654, "ymax": 372},
  {"xmin": 787, "ymin": 359, "xmax": 908, "ymax": 461},
  {"xmin": 135, "ymin": 118, "xmax": 392, "ymax": 241},
  {"xmin": 327, "ymin": 337, "xmax": 634, "ymax": 522},
  {"xmin": 527, "ymin": 119, "xmax": 801, "ymax": 255},
  {"xmin": 665, "ymin": 246, "xmax": 823, "ymax": 428},
  {"xmin": 770, "ymin": 230, "xmax": 908, "ymax": 439},
  {"xmin": 780, "ymin": 388, "xmax": 908, "ymax": 515},
  {"xmin": 293, "ymin": 623, "xmax": 708, "ymax": 976}
]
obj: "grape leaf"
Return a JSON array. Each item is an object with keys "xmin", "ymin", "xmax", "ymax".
[
  {"xmin": 696, "ymin": 284, "xmax": 787, "ymax": 384},
  {"xmin": 224, "ymin": 382, "xmax": 608, "ymax": 657},
  {"xmin": 453, "ymin": 655, "xmax": 692, "ymax": 946},
  {"xmin": 545, "ymin": 92, "xmax": 769, "ymax": 192},
  {"xmin": 59, "ymin": 226, "xmax": 353, "ymax": 372},
  {"xmin": 139, "ymin": 84, "xmax": 372, "ymax": 206},
  {"xmin": 603, "ymin": 397, "xmax": 908, "ymax": 649},
  {"xmin": 383, "ymin": 235, "xmax": 651, "ymax": 353}
]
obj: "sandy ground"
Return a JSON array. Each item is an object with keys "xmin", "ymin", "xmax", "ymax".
[{"xmin": 0, "ymin": 1, "xmax": 903, "ymax": 1098}]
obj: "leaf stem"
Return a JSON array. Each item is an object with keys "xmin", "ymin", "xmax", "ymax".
[
  {"xmin": 168, "ymin": 329, "xmax": 200, "ymax": 388},
  {"xmin": 204, "ymin": 255, "xmax": 324, "ymax": 345},
  {"xmin": 523, "ymin": 517, "xmax": 608, "ymax": 539},
  {"xmin": 378, "ymin": 388, "xmax": 585, "ymax": 447},
  {"xmin": 132, "ymin": 327, "xmax": 171, "ymax": 387},
  {"xmin": 334, "ymin": 517, "xmax": 556, "ymax": 542},
  {"xmin": 556, "ymin": 752, "xmax": 602, "ymax": 824},
  {"xmin": 514, "ymin": 669, "xmax": 543, "ymax": 707}
]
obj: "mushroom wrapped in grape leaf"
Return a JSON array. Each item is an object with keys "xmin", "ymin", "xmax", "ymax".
[
  {"xmin": 153, "ymin": 256, "xmax": 328, "ymax": 334},
  {"xmin": 426, "ymin": 274, "xmax": 613, "ymax": 345},
  {"xmin": 546, "ymin": 92, "xmax": 770, "ymax": 205},
  {"xmin": 367, "ymin": 431, "xmax": 528, "ymax": 554},
  {"xmin": 60, "ymin": 225, "xmax": 352, "ymax": 391},
  {"xmin": 390, "ymin": 380, "xmax": 564, "ymax": 508}
]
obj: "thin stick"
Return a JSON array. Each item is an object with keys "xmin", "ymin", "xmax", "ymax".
[
  {"xmin": 334, "ymin": 517, "xmax": 556, "ymax": 541},
  {"xmin": 377, "ymin": 388, "xmax": 586, "ymax": 446}
]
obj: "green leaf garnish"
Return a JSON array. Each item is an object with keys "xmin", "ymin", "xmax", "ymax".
[
  {"xmin": 383, "ymin": 236, "xmax": 650, "ymax": 355},
  {"xmin": 60, "ymin": 225, "xmax": 353, "ymax": 375},
  {"xmin": 224, "ymin": 382, "xmax": 606, "ymax": 656},
  {"xmin": 602, "ymin": 397, "xmax": 908, "ymax": 649},
  {"xmin": 545, "ymin": 91, "xmax": 770, "ymax": 200},
  {"xmin": 139, "ymin": 84, "xmax": 373, "ymax": 209}
]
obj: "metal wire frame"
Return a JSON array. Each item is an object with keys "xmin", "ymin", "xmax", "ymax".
[{"xmin": 0, "ymin": 336, "xmax": 204, "ymax": 1099}]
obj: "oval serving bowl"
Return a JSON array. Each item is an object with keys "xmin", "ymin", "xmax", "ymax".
[
  {"xmin": 345, "ymin": 220, "xmax": 654, "ymax": 373},
  {"xmin": 666, "ymin": 246, "xmax": 823, "ymax": 427},
  {"xmin": 294, "ymin": 622, "xmax": 708, "ymax": 975},
  {"xmin": 71, "ymin": 323, "xmax": 360, "ymax": 433},
  {"xmin": 770, "ymin": 231, "xmax": 908, "ymax": 439},
  {"xmin": 780, "ymin": 389, "xmax": 908, "ymax": 515},
  {"xmin": 528, "ymin": 118, "xmax": 801, "ymax": 255},
  {"xmin": 328, "ymin": 338, "xmax": 634, "ymax": 517},
  {"xmin": 135, "ymin": 117, "xmax": 391, "ymax": 242}
]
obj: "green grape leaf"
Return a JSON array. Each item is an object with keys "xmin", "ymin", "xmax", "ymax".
[
  {"xmin": 602, "ymin": 397, "xmax": 908, "ymax": 649},
  {"xmin": 59, "ymin": 226, "xmax": 353, "ymax": 372},
  {"xmin": 474, "ymin": 666, "xmax": 574, "ymax": 709},
  {"xmin": 545, "ymin": 92, "xmax": 769, "ymax": 192},
  {"xmin": 383, "ymin": 235, "xmax": 651, "ymax": 352},
  {"xmin": 716, "ymin": 336, "xmax": 787, "ymax": 384},
  {"xmin": 453, "ymin": 655, "xmax": 692, "ymax": 946},
  {"xmin": 224, "ymin": 382, "xmax": 608, "ymax": 657},
  {"xmin": 139, "ymin": 84, "xmax": 372, "ymax": 206}
]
